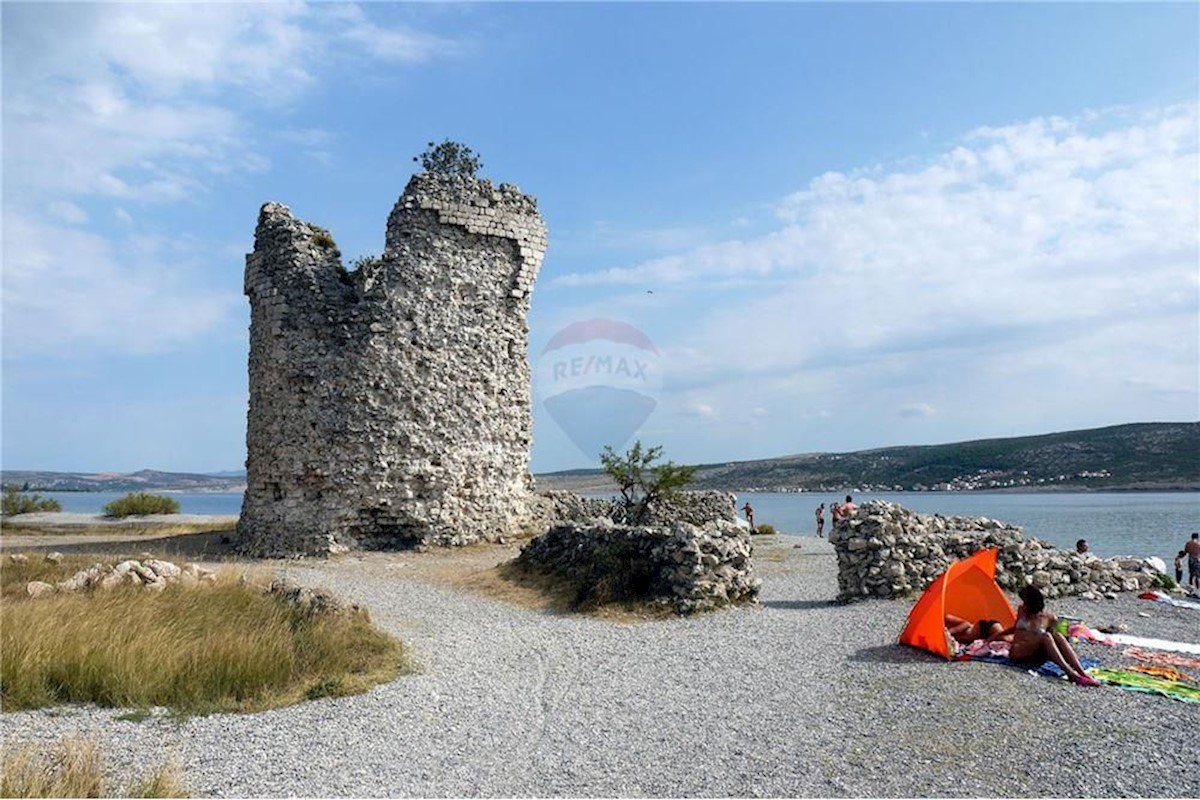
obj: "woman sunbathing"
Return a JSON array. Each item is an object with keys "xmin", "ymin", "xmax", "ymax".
[
  {"xmin": 988, "ymin": 585, "xmax": 1101, "ymax": 687},
  {"xmin": 944, "ymin": 614, "xmax": 1005, "ymax": 644}
]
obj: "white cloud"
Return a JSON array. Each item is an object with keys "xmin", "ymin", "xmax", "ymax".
[
  {"xmin": 2, "ymin": 214, "xmax": 241, "ymax": 356},
  {"xmin": 46, "ymin": 201, "xmax": 88, "ymax": 225},
  {"xmin": 2, "ymin": 3, "xmax": 462, "ymax": 358},
  {"xmin": 897, "ymin": 403, "xmax": 936, "ymax": 419},
  {"xmin": 547, "ymin": 105, "xmax": 1198, "ymax": 454}
]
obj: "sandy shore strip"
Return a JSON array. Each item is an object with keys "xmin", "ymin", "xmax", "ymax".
[{"xmin": 1, "ymin": 533, "xmax": 1197, "ymax": 798}]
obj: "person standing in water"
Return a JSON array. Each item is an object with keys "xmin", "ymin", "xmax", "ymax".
[{"xmin": 1185, "ymin": 533, "xmax": 1200, "ymax": 592}]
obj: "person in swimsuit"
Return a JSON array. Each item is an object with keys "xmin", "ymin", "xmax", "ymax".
[
  {"xmin": 944, "ymin": 614, "xmax": 1006, "ymax": 645},
  {"xmin": 742, "ymin": 502, "xmax": 755, "ymax": 533},
  {"xmin": 815, "ymin": 503, "xmax": 825, "ymax": 538},
  {"xmin": 1185, "ymin": 533, "xmax": 1200, "ymax": 592},
  {"xmin": 1176, "ymin": 550, "xmax": 1187, "ymax": 585},
  {"xmin": 988, "ymin": 585, "xmax": 1100, "ymax": 687}
]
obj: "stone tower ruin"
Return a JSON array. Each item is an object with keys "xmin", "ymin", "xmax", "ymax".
[{"xmin": 238, "ymin": 172, "xmax": 546, "ymax": 556}]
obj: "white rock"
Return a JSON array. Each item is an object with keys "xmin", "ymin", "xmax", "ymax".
[
  {"xmin": 26, "ymin": 580, "xmax": 55, "ymax": 598},
  {"xmin": 146, "ymin": 559, "xmax": 181, "ymax": 579}
]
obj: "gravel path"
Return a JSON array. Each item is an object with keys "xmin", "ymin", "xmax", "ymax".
[{"xmin": 2, "ymin": 534, "xmax": 1198, "ymax": 797}]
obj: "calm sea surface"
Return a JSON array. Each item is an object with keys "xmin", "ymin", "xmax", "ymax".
[
  {"xmin": 733, "ymin": 491, "xmax": 1199, "ymax": 566},
  {"xmin": 26, "ymin": 490, "xmax": 1200, "ymax": 565}
]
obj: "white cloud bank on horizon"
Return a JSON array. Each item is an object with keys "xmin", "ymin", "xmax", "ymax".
[
  {"xmin": 2, "ymin": 3, "xmax": 460, "ymax": 358},
  {"xmin": 542, "ymin": 104, "xmax": 1198, "ymax": 461}
]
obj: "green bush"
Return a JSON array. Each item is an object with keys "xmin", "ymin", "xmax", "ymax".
[
  {"xmin": 413, "ymin": 139, "xmax": 483, "ymax": 178},
  {"xmin": 2, "ymin": 485, "xmax": 62, "ymax": 516},
  {"xmin": 102, "ymin": 493, "xmax": 181, "ymax": 518},
  {"xmin": 1153, "ymin": 572, "xmax": 1177, "ymax": 591},
  {"xmin": 600, "ymin": 440, "xmax": 697, "ymax": 525},
  {"xmin": 752, "ymin": 523, "xmax": 778, "ymax": 536}
]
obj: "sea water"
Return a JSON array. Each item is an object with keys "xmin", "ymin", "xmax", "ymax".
[
  {"xmin": 732, "ymin": 491, "xmax": 1199, "ymax": 566},
  {"xmin": 23, "ymin": 490, "xmax": 1200, "ymax": 566}
]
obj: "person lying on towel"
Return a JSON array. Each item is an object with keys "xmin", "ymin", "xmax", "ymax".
[
  {"xmin": 987, "ymin": 585, "xmax": 1101, "ymax": 688},
  {"xmin": 944, "ymin": 614, "xmax": 1007, "ymax": 645}
]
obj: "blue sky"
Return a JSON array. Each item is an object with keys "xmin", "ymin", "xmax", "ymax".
[{"xmin": 2, "ymin": 2, "xmax": 1198, "ymax": 474}]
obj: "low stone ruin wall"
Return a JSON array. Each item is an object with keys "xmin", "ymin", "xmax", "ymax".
[
  {"xmin": 515, "ymin": 518, "xmax": 760, "ymax": 613},
  {"xmin": 535, "ymin": 489, "xmax": 737, "ymax": 528},
  {"xmin": 830, "ymin": 500, "xmax": 1165, "ymax": 602}
]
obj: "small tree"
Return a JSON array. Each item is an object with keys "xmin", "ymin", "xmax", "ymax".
[
  {"xmin": 413, "ymin": 139, "xmax": 482, "ymax": 178},
  {"xmin": 600, "ymin": 440, "xmax": 697, "ymax": 525}
]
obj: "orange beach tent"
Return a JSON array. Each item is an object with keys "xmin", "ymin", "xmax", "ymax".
[{"xmin": 899, "ymin": 548, "xmax": 1016, "ymax": 659}]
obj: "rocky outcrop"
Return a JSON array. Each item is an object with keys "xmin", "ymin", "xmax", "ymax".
[
  {"xmin": 516, "ymin": 519, "xmax": 760, "ymax": 614},
  {"xmin": 830, "ymin": 500, "xmax": 1168, "ymax": 602},
  {"xmin": 239, "ymin": 172, "xmax": 546, "ymax": 556},
  {"xmin": 25, "ymin": 558, "xmax": 216, "ymax": 596}
]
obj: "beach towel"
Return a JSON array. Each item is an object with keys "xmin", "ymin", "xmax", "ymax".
[
  {"xmin": 1136, "ymin": 591, "xmax": 1200, "ymax": 611},
  {"xmin": 1090, "ymin": 667, "xmax": 1200, "ymax": 704},
  {"xmin": 1127, "ymin": 664, "xmax": 1198, "ymax": 684},
  {"xmin": 958, "ymin": 640, "xmax": 1099, "ymax": 679},
  {"xmin": 1122, "ymin": 647, "xmax": 1200, "ymax": 670},
  {"xmin": 1067, "ymin": 623, "xmax": 1114, "ymax": 646},
  {"xmin": 1108, "ymin": 633, "xmax": 1200, "ymax": 655}
]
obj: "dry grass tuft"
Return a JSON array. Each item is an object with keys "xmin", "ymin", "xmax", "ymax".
[
  {"xmin": 451, "ymin": 559, "xmax": 676, "ymax": 623},
  {"xmin": 0, "ymin": 520, "xmax": 235, "ymax": 538},
  {"xmin": 0, "ymin": 737, "xmax": 185, "ymax": 798},
  {"xmin": 1, "ymin": 560, "xmax": 409, "ymax": 714}
]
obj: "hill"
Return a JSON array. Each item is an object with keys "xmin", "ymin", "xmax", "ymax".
[
  {"xmin": 0, "ymin": 469, "xmax": 246, "ymax": 493},
  {"xmin": 535, "ymin": 422, "xmax": 1200, "ymax": 493}
]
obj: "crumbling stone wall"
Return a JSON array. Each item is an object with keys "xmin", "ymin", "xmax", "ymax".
[
  {"xmin": 238, "ymin": 173, "xmax": 546, "ymax": 556},
  {"xmin": 533, "ymin": 489, "xmax": 738, "ymax": 529},
  {"xmin": 830, "ymin": 501, "xmax": 1164, "ymax": 602},
  {"xmin": 516, "ymin": 519, "xmax": 761, "ymax": 613}
]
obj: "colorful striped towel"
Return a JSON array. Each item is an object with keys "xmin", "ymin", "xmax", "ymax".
[{"xmin": 1090, "ymin": 667, "xmax": 1200, "ymax": 704}]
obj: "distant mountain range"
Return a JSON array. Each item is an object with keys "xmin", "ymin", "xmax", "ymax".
[
  {"xmin": 0, "ymin": 469, "xmax": 247, "ymax": 493},
  {"xmin": 535, "ymin": 422, "xmax": 1200, "ymax": 493},
  {"xmin": 4, "ymin": 422, "xmax": 1197, "ymax": 495}
]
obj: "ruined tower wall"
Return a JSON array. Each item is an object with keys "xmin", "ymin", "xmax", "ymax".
[{"xmin": 238, "ymin": 173, "xmax": 546, "ymax": 556}]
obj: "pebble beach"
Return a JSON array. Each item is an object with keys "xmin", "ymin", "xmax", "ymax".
[{"xmin": 1, "ymin": 532, "xmax": 1197, "ymax": 798}]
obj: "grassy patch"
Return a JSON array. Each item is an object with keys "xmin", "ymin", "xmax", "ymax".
[
  {"xmin": 102, "ymin": 493, "xmax": 181, "ymax": 518},
  {"xmin": 0, "ymin": 520, "xmax": 235, "ymax": 537},
  {"xmin": 450, "ymin": 559, "xmax": 676, "ymax": 622},
  {"xmin": 1, "ymin": 564, "xmax": 409, "ymax": 714},
  {"xmin": 751, "ymin": 523, "xmax": 778, "ymax": 536},
  {"xmin": 0, "ymin": 737, "xmax": 184, "ymax": 798}
]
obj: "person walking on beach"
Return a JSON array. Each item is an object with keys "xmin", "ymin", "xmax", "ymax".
[
  {"xmin": 742, "ymin": 502, "xmax": 755, "ymax": 533},
  {"xmin": 1185, "ymin": 533, "xmax": 1200, "ymax": 591},
  {"xmin": 815, "ymin": 503, "xmax": 825, "ymax": 538}
]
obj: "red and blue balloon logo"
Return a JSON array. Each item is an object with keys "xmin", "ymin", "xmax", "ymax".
[{"xmin": 536, "ymin": 319, "xmax": 661, "ymax": 461}]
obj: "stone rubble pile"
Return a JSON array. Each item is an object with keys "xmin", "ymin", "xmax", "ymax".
[
  {"xmin": 266, "ymin": 577, "xmax": 362, "ymax": 618},
  {"xmin": 534, "ymin": 489, "xmax": 738, "ymax": 528},
  {"xmin": 18, "ymin": 553, "xmax": 216, "ymax": 598},
  {"xmin": 516, "ymin": 518, "xmax": 760, "ymax": 614},
  {"xmin": 829, "ymin": 500, "xmax": 1169, "ymax": 602}
]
